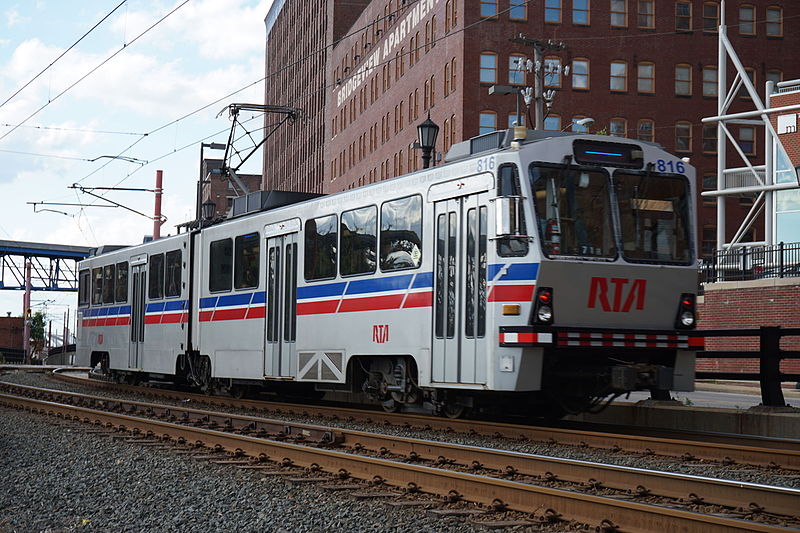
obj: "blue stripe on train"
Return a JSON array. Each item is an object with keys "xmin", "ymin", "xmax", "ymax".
[{"xmin": 487, "ymin": 262, "xmax": 539, "ymax": 281}]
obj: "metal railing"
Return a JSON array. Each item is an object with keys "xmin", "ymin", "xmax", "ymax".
[
  {"xmin": 693, "ymin": 326, "xmax": 800, "ymax": 407},
  {"xmin": 700, "ymin": 241, "xmax": 800, "ymax": 283}
]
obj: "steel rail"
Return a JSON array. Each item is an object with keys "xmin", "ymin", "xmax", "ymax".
[
  {"xmin": 0, "ymin": 391, "xmax": 793, "ymax": 533},
  {"xmin": 7, "ymin": 380, "xmax": 800, "ymax": 518},
  {"xmin": 50, "ymin": 371, "xmax": 800, "ymax": 470}
]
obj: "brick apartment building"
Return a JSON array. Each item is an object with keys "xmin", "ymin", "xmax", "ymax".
[
  {"xmin": 262, "ymin": 0, "xmax": 798, "ymax": 256},
  {"xmin": 200, "ymin": 158, "xmax": 261, "ymax": 218}
]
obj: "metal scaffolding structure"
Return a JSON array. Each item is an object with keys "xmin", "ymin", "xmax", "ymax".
[
  {"xmin": 701, "ymin": 0, "xmax": 799, "ymax": 249},
  {"xmin": 0, "ymin": 240, "xmax": 92, "ymax": 292}
]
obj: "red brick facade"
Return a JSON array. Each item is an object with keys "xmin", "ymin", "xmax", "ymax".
[
  {"xmin": 321, "ymin": 0, "xmax": 799, "ymax": 253},
  {"xmin": 0, "ymin": 317, "xmax": 23, "ymax": 351},
  {"xmin": 697, "ymin": 279, "xmax": 800, "ymax": 373}
]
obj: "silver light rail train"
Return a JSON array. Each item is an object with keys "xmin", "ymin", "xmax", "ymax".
[{"xmin": 76, "ymin": 129, "xmax": 701, "ymax": 417}]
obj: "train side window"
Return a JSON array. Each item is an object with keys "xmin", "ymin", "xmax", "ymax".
[
  {"xmin": 380, "ymin": 195, "xmax": 422, "ymax": 271},
  {"xmin": 91, "ymin": 267, "xmax": 103, "ymax": 305},
  {"xmin": 78, "ymin": 269, "xmax": 90, "ymax": 307},
  {"xmin": 115, "ymin": 262, "xmax": 128, "ymax": 303},
  {"xmin": 497, "ymin": 164, "xmax": 529, "ymax": 257},
  {"xmin": 304, "ymin": 214, "xmax": 338, "ymax": 281},
  {"xmin": 102, "ymin": 264, "xmax": 115, "ymax": 304},
  {"xmin": 148, "ymin": 253, "xmax": 164, "ymax": 299},
  {"xmin": 341, "ymin": 206, "xmax": 377, "ymax": 276},
  {"xmin": 234, "ymin": 233, "xmax": 260, "ymax": 289},
  {"xmin": 165, "ymin": 250, "xmax": 181, "ymax": 297},
  {"xmin": 209, "ymin": 238, "xmax": 233, "ymax": 292}
]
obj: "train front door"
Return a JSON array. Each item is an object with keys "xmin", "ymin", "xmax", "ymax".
[
  {"xmin": 129, "ymin": 262, "xmax": 146, "ymax": 369},
  {"xmin": 264, "ymin": 232, "xmax": 298, "ymax": 378},
  {"xmin": 431, "ymin": 193, "xmax": 489, "ymax": 384}
]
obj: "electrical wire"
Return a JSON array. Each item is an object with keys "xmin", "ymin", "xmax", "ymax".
[
  {"xmin": 0, "ymin": 0, "xmax": 128, "ymax": 110},
  {"xmin": 0, "ymin": 0, "xmax": 190, "ymax": 144}
]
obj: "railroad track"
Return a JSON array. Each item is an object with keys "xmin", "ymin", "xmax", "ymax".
[
  {"xmin": 1, "ymin": 381, "xmax": 799, "ymax": 532},
  {"xmin": 51, "ymin": 370, "xmax": 800, "ymax": 471}
]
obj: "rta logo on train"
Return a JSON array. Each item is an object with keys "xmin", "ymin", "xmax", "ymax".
[
  {"xmin": 372, "ymin": 324, "xmax": 389, "ymax": 343},
  {"xmin": 587, "ymin": 277, "xmax": 647, "ymax": 313}
]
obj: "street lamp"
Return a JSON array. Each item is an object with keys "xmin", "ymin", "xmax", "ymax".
[
  {"xmin": 417, "ymin": 114, "xmax": 439, "ymax": 169},
  {"xmin": 561, "ymin": 117, "xmax": 594, "ymax": 132},
  {"xmin": 197, "ymin": 142, "xmax": 226, "ymax": 226},
  {"xmin": 201, "ymin": 200, "xmax": 217, "ymax": 222}
]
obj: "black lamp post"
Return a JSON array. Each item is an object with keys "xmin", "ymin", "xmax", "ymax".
[
  {"xmin": 201, "ymin": 200, "xmax": 217, "ymax": 223},
  {"xmin": 417, "ymin": 114, "xmax": 439, "ymax": 169}
]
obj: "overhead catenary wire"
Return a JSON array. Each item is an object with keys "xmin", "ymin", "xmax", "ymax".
[
  {"xmin": 0, "ymin": 0, "xmax": 128, "ymax": 111},
  {"xmin": 0, "ymin": 0, "xmax": 190, "ymax": 144}
]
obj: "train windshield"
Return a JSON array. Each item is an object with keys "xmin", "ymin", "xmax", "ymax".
[
  {"xmin": 530, "ymin": 164, "xmax": 617, "ymax": 259},
  {"xmin": 614, "ymin": 171, "xmax": 692, "ymax": 264}
]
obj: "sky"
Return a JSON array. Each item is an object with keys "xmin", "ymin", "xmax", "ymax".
[{"xmin": 0, "ymin": 0, "xmax": 271, "ymax": 338}]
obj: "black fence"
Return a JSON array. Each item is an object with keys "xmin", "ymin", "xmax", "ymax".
[
  {"xmin": 693, "ymin": 326, "xmax": 800, "ymax": 407},
  {"xmin": 701, "ymin": 241, "xmax": 800, "ymax": 283}
]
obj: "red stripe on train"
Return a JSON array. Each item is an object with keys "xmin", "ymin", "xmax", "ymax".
[
  {"xmin": 296, "ymin": 300, "xmax": 339, "ymax": 316},
  {"xmin": 403, "ymin": 291, "xmax": 433, "ymax": 308},
  {"xmin": 339, "ymin": 294, "xmax": 404, "ymax": 312},
  {"xmin": 488, "ymin": 284, "xmax": 534, "ymax": 302}
]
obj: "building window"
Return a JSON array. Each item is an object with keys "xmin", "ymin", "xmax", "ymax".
[
  {"xmin": 702, "ymin": 66, "xmax": 717, "ymax": 96},
  {"xmin": 638, "ymin": 0, "xmax": 654, "ymax": 28},
  {"xmin": 702, "ymin": 2, "xmax": 719, "ymax": 32},
  {"xmin": 544, "ymin": 115, "xmax": 561, "ymax": 131},
  {"xmin": 701, "ymin": 225, "xmax": 716, "ymax": 256},
  {"xmin": 637, "ymin": 61, "xmax": 655, "ymax": 93},
  {"xmin": 544, "ymin": 57, "xmax": 562, "ymax": 87},
  {"xmin": 573, "ymin": 0, "xmax": 589, "ymax": 24},
  {"xmin": 675, "ymin": 64, "xmax": 692, "ymax": 96},
  {"xmin": 545, "ymin": 0, "xmax": 562, "ymax": 23},
  {"xmin": 766, "ymin": 6, "xmax": 783, "ymax": 37},
  {"xmin": 610, "ymin": 0, "xmax": 627, "ymax": 27},
  {"xmin": 449, "ymin": 114, "xmax": 457, "ymax": 147},
  {"xmin": 739, "ymin": 4, "xmax": 755, "ymax": 35},
  {"xmin": 508, "ymin": 113, "xmax": 525, "ymax": 128},
  {"xmin": 675, "ymin": 121, "xmax": 692, "ymax": 152},
  {"xmin": 510, "ymin": 0, "xmax": 527, "ymax": 20},
  {"xmin": 702, "ymin": 125, "xmax": 717, "ymax": 153},
  {"xmin": 572, "ymin": 59, "xmax": 589, "ymax": 89},
  {"xmin": 304, "ymin": 214, "xmax": 338, "ymax": 281},
  {"xmin": 480, "ymin": 0, "xmax": 498, "ymax": 17},
  {"xmin": 571, "ymin": 116, "xmax": 591, "ymax": 132},
  {"xmin": 479, "ymin": 111, "xmax": 497, "ymax": 134},
  {"xmin": 739, "ymin": 126, "xmax": 755, "ymax": 155},
  {"xmin": 675, "ymin": 1, "xmax": 691, "ymax": 31},
  {"xmin": 702, "ymin": 176, "xmax": 717, "ymax": 207},
  {"xmin": 609, "ymin": 118, "xmax": 626, "ymax": 137},
  {"xmin": 766, "ymin": 69, "xmax": 782, "ymax": 86},
  {"xmin": 480, "ymin": 52, "xmax": 497, "ymax": 83},
  {"xmin": 610, "ymin": 60, "xmax": 627, "ymax": 92},
  {"xmin": 444, "ymin": 62, "xmax": 451, "ymax": 95},
  {"xmin": 450, "ymin": 58, "xmax": 457, "ymax": 92},
  {"xmin": 429, "ymin": 74, "xmax": 436, "ymax": 107},
  {"xmin": 509, "ymin": 54, "xmax": 527, "ymax": 85},
  {"xmin": 637, "ymin": 119, "xmax": 654, "ymax": 142}
]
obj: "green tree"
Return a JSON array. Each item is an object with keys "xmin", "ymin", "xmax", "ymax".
[{"xmin": 30, "ymin": 311, "xmax": 46, "ymax": 343}]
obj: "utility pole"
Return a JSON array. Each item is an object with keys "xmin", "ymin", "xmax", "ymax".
[
  {"xmin": 510, "ymin": 35, "xmax": 566, "ymax": 130},
  {"xmin": 153, "ymin": 170, "xmax": 164, "ymax": 240},
  {"xmin": 22, "ymin": 261, "xmax": 31, "ymax": 364}
]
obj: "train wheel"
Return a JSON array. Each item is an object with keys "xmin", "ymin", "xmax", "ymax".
[
  {"xmin": 442, "ymin": 403, "xmax": 466, "ymax": 419},
  {"xmin": 381, "ymin": 399, "xmax": 400, "ymax": 412}
]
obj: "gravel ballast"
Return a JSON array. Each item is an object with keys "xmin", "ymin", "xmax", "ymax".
[
  {"xmin": 0, "ymin": 404, "xmax": 507, "ymax": 533},
  {"xmin": 1, "ymin": 370, "xmax": 798, "ymax": 532}
]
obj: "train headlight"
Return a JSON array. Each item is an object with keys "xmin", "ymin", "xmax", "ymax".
[
  {"xmin": 536, "ymin": 305, "xmax": 553, "ymax": 323},
  {"xmin": 533, "ymin": 287, "xmax": 554, "ymax": 324},
  {"xmin": 679, "ymin": 311, "xmax": 695, "ymax": 327},
  {"xmin": 675, "ymin": 293, "xmax": 697, "ymax": 329}
]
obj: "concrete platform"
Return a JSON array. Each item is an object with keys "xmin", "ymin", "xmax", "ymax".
[{"xmin": 568, "ymin": 381, "xmax": 800, "ymax": 439}]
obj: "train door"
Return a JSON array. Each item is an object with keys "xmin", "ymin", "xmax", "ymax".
[
  {"xmin": 264, "ymin": 232, "xmax": 298, "ymax": 377},
  {"xmin": 431, "ymin": 193, "xmax": 489, "ymax": 384},
  {"xmin": 129, "ymin": 260, "xmax": 146, "ymax": 369}
]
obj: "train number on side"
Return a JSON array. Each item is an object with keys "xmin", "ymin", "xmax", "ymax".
[
  {"xmin": 655, "ymin": 159, "xmax": 686, "ymax": 174},
  {"xmin": 476, "ymin": 156, "xmax": 496, "ymax": 173}
]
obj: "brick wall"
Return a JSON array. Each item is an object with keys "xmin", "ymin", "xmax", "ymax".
[
  {"xmin": 0, "ymin": 317, "xmax": 23, "ymax": 350},
  {"xmin": 697, "ymin": 278, "xmax": 800, "ymax": 373}
]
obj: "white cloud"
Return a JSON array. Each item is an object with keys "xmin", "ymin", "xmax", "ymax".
[{"xmin": 110, "ymin": 0, "xmax": 270, "ymax": 61}]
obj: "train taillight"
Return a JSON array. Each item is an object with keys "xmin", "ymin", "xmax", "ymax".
[
  {"xmin": 534, "ymin": 287, "xmax": 554, "ymax": 324},
  {"xmin": 675, "ymin": 293, "xmax": 697, "ymax": 329}
]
